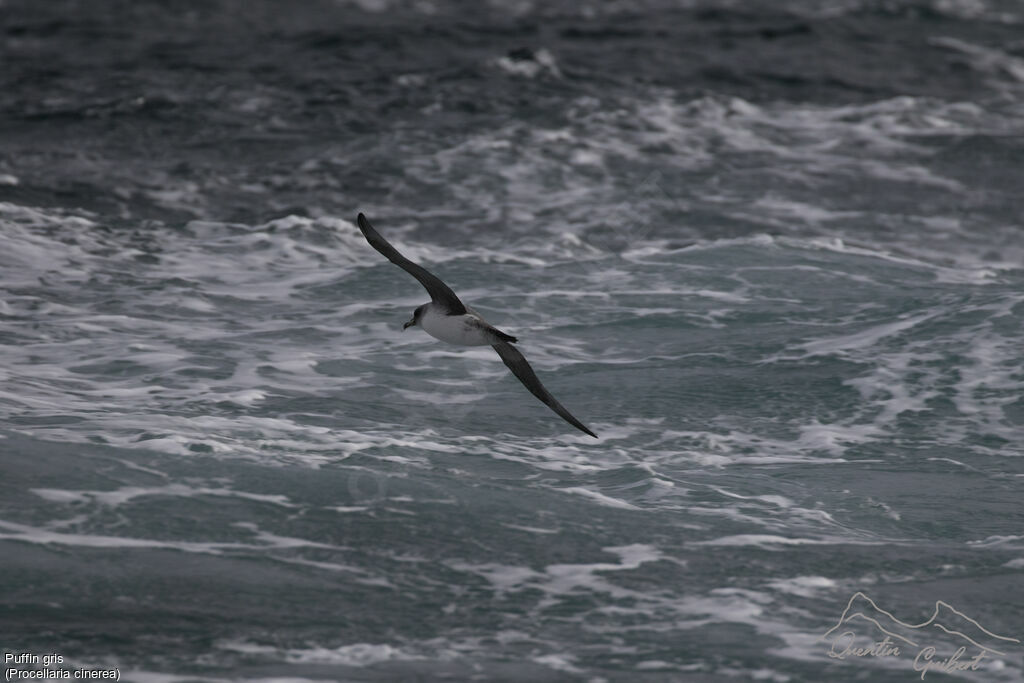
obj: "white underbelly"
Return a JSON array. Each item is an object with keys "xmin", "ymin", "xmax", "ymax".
[{"xmin": 420, "ymin": 308, "xmax": 491, "ymax": 346}]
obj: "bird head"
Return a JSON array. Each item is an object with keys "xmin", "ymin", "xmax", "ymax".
[{"xmin": 404, "ymin": 304, "xmax": 427, "ymax": 330}]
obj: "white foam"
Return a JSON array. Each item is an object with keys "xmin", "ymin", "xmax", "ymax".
[
  {"xmin": 967, "ymin": 535, "xmax": 1024, "ymax": 549},
  {"xmin": 31, "ymin": 484, "xmax": 295, "ymax": 508},
  {"xmin": 766, "ymin": 575, "xmax": 837, "ymax": 597},
  {"xmin": 217, "ymin": 639, "xmax": 420, "ymax": 667},
  {"xmin": 930, "ymin": 37, "xmax": 1024, "ymax": 83},
  {"xmin": 0, "ymin": 519, "xmax": 243, "ymax": 553},
  {"xmin": 501, "ymin": 523, "xmax": 559, "ymax": 534},
  {"xmin": 693, "ymin": 534, "xmax": 868, "ymax": 548},
  {"xmin": 0, "ymin": 519, "xmax": 341, "ymax": 555},
  {"xmin": 796, "ymin": 312, "xmax": 939, "ymax": 358},
  {"xmin": 563, "ymin": 486, "xmax": 640, "ymax": 510},
  {"xmin": 286, "ymin": 643, "xmax": 416, "ymax": 666},
  {"xmin": 449, "ymin": 543, "xmax": 666, "ymax": 602},
  {"xmin": 532, "ymin": 653, "xmax": 583, "ymax": 674}
]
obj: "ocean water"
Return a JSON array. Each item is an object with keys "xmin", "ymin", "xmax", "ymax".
[{"xmin": 2, "ymin": 1, "xmax": 1023, "ymax": 681}]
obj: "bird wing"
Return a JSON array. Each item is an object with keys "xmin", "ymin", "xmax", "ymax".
[
  {"xmin": 357, "ymin": 213, "xmax": 467, "ymax": 315},
  {"xmin": 491, "ymin": 341, "xmax": 597, "ymax": 438}
]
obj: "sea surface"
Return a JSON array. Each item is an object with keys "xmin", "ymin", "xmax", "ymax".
[{"xmin": 2, "ymin": 1, "xmax": 1023, "ymax": 681}]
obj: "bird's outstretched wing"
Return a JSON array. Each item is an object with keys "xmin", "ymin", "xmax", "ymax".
[
  {"xmin": 492, "ymin": 341, "xmax": 598, "ymax": 438},
  {"xmin": 357, "ymin": 212, "xmax": 467, "ymax": 315}
]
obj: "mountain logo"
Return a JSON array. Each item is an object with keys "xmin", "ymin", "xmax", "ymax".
[{"xmin": 820, "ymin": 592, "xmax": 1020, "ymax": 678}]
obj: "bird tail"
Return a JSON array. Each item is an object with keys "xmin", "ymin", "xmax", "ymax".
[{"xmin": 494, "ymin": 329, "xmax": 517, "ymax": 343}]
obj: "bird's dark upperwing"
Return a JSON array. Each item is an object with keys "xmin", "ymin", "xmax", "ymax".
[
  {"xmin": 357, "ymin": 213, "xmax": 467, "ymax": 315},
  {"xmin": 492, "ymin": 341, "xmax": 598, "ymax": 438}
]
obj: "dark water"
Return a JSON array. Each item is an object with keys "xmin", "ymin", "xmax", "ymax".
[{"xmin": 2, "ymin": 1, "xmax": 1023, "ymax": 681}]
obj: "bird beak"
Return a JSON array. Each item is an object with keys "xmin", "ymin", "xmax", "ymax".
[{"xmin": 403, "ymin": 319, "xmax": 415, "ymax": 330}]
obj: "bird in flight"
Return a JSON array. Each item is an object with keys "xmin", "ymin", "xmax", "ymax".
[{"xmin": 356, "ymin": 213, "xmax": 597, "ymax": 438}]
